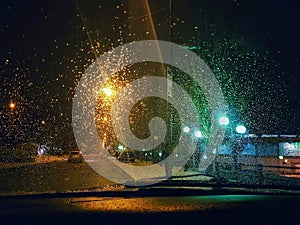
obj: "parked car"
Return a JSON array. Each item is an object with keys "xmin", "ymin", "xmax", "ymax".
[{"xmin": 67, "ymin": 150, "xmax": 83, "ymax": 163}]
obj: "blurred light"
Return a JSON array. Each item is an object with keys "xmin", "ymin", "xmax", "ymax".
[
  {"xmin": 183, "ymin": 126, "xmax": 190, "ymax": 133},
  {"xmin": 158, "ymin": 152, "xmax": 163, "ymax": 157},
  {"xmin": 262, "ymin": 134, "xmax": 278, "ymax": 138},
  {"xmin": 279, "ymin": 155, "xmax": 284, "ymax": 160},
  {"xmin": 41, "ymin": 120, "xmax": 46, "ymax": 125},
  {"xmin": 245, "ymin": 134, "xmax": 258, "ymax": 138},
  {"xmin": 103, "ymin": 87, "xmax": 113, "ymax": 97},
  {"xmin": 236, "ymin": 125, "xmax": 246, "ymax": 134},
  {"xmin": 283, "ymin": 142, "xmax": 296, "ymax": 151},
  {"xmin": 194, "ymin": 130, "xmax": 202, "ymax": 138},
  {"xmin": 118, "ymin": 145, "xmax": 124, "ymax": 150},
  {"xmin": 280, "ymin": 134, "xmax": 297, "ymax": 138},
  {"xmin": 218, "ymin": 116, "xmax": 229, "ymax": 126},
  {"xmin": 9, "ymin": 102, "xmax": 16, "ymax": 110}
]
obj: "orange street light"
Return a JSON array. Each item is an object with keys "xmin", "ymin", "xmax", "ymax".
[
  {"xmin": 9, "ymin": 102, "xmax": 16, "ymax": 110},
  {"xmin": 102, "ymin": 87, "xmax": 113, "ymax": 97}
]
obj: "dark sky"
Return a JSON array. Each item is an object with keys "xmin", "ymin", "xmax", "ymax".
[{"xmin": 0, "ymin": 0, "xmax": 299, "ymax": 145}]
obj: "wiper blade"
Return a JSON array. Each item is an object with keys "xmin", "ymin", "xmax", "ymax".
[{"xmin": 1, "ymin": 181, "xmax": 300, "ymax": 200}]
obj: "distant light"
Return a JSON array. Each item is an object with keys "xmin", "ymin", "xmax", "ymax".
[
  {"xmin": 279, "ymin": 155, "xmax": 284, "ymax": 160},
  {"xmin": 41, "ymin": 120, "xmax": 46, "ymax": 125},
  {"xmin": 118, "ymin": 145, "xmax": 124, "ymax": 150},
  {"xmin": 283, "ymin": 142, "xmax": 296, "ymax": 151},
  {"xmin": 246, "ymin": 134, "xmax": 258, "ymax": 138},
  {"xmin": 218, "ymin": 116, "xmax": 229, "ymax": 126},
  {"xmin": 194, "ymin": 130, "xmax": 202, "ymax": 138},
  {"xmin": 236, "ymin": 125, "xmax": 246, "ymax": 134},
  {"xmin": 183, "ymin": 126, "xmax": 190, "ymax": 133},
  {"xmin": 158, "ymin": 152, "xmax": 163, "ymax": 157},
  {"xmin": 9, "ymin": 102, "xmax": 16, "ymax": 110},
  {"xmin": 262, "ymin": 134, "xmax": 278, "ymax": 138},
  {"xmin": 280, "ymin": 134, "xmax": 297, "ymax": 138}
]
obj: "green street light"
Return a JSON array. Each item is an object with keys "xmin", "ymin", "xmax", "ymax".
[
  {"xmin": 236, "ymin": 125, "xmax": 246, "ymax": 134},
  {"xmin": 183, "ymin": 126, "xmax": 190, "ymax": 133},
  {"xmin": 118, "ymin": 144, "xmax": 125, "ymax": 151},
  {"xmin": 194, "ymin": 130, "xmax": 202, "ymax": 138},
  {"xmin": 218, "ymin": 116, "xmax": 230, "ymax": 126}
]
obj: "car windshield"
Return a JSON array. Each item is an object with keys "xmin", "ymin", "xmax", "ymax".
[{"xmin": 0, "ymin": 0, "xmax": 299, "ymax": 196}]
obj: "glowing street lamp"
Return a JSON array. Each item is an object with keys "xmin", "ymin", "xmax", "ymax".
[
  {"xmin": 118, "ymin": 144, "xmax": 124, "ymax": 151},
  {"xmin": 194, "ymin": 130, "xmax": 202, "ymax": 138},
  {"xmin": 218, "ymin": 116, "xmax": 230, "ymax": 126},
  {"xmin": 235, "ymin": 125, "xmax": 246, "ymax": 134},
  {"xmin": 103, "ymin": 87, "xmax": 113, "ymax": 97},
  {"xmin": 183, "ymin": 126, "xmax": 190, "ymax": 133},
  {"xmin": 9, "ymin": 102, "xmax": 16, "ymax": 110}
]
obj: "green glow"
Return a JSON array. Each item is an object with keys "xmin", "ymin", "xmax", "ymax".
[
  {"xmin": 218, "ymin": 116, "xmax": 230, "ymax": 126},
  {"xmin": 194, "ymin": 130, "xmax": 202, "ymax": 138},
  {"xmin": 236, "ymin": 125, "xmax": 246, "ymax": 134},
  {"xmin": 183, "ymin": 126, "xmax": 190, "ymax": 133}
]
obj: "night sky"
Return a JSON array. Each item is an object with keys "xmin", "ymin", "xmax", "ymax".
[{"xmin": 0, "ymin": 0, "xmax": 299, "ymax": 146}]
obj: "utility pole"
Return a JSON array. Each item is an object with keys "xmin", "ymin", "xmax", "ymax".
[{"xmin": 165, "ymin": 0, "xmax": 173, "ymax": 178}]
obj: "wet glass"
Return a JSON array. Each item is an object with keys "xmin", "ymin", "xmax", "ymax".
[{"xmin": 0, "ymin": 0, "xmax": 299, "ymax": 195}]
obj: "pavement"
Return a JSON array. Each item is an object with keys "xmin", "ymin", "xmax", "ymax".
[{"xmin": 0, "ymin": 155, "xmax": 68, "ymax": 169}]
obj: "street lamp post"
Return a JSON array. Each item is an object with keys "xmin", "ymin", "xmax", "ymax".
[
  {"xmin": 233, "ymin": 124, "xmax": 246, "ymax": 180},
  {"xmin": 217, "ymin": 115, "xmax": 247, "ymax": 180},
  {"xmin": 181, "ymin": 126, "xmax": 203, "ymax": 170},
  {"xmin": 216, "ymin": 115, "xmax": 230, "ymax": 178}
]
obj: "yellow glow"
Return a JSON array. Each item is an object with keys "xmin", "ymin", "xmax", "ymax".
[{"xmin": 103, "ymin": 87, "xmax": 113, "ymax": 97}]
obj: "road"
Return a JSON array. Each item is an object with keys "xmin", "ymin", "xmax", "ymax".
[
  {"xmin": 0, "ymin": 156, "xmax": 121, "ymax": 195},
  {"xmin": 2, "ymin": 154, "xmax": 298, "ymax": 195},
  {"xmin": 0, "ymin": 155, "xmax": 211, "ymax": 195}
]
